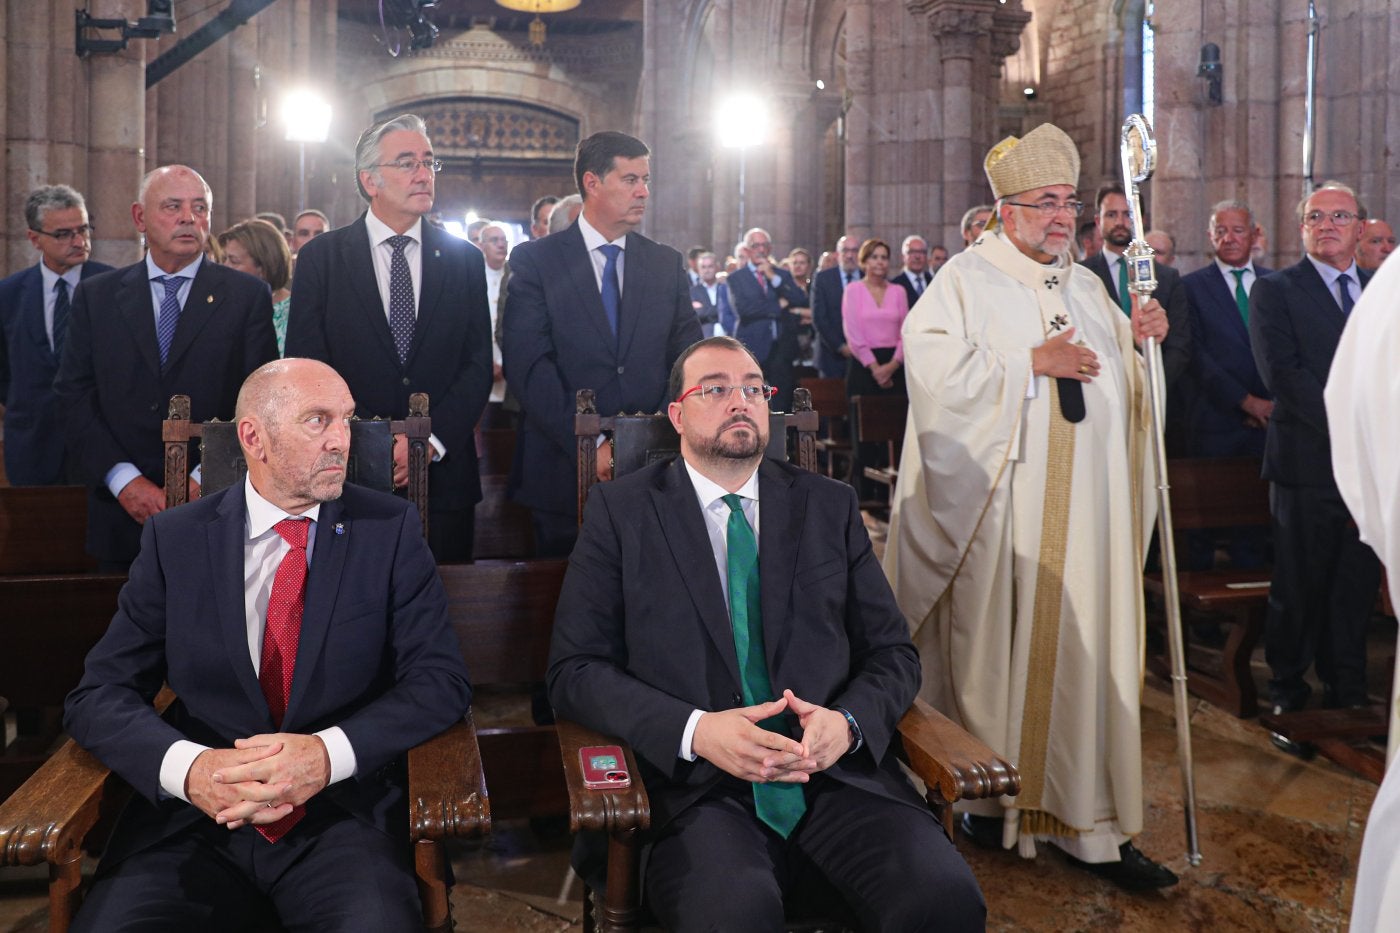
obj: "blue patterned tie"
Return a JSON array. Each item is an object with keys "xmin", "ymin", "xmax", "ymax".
[
  {"xmin": 1337, "ymin": 273, "xmax": 1355, "ymax": 316},
  {"xmin": 52, "ymin": 278, "xmax": 70, "ymax": 356},
  {"xmin": 722, "ymin": 494, "xmax": 807, "ymax": 838},
  {"xmin": 386, "ymin": 235, "xmax": 416, "ymax": 364},
  {"xmin": 155, "ymin": 276, "xmax": 183, "ymax": 366},
  {"xmin": 598, "ymin": 243, "xmax": 621, "ymax": 339}
]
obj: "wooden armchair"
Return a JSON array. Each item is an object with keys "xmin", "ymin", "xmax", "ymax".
[
  {"xmin": 0, "ymin": 392, "xmax": 488, "ymax": 933},
  {"xmin": 563, "ymin": 391, "xmax": 1020, "ymax": 931}
]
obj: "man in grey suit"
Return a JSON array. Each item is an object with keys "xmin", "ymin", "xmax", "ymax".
[{"xmin": 502, "ymin": 131, "xmax": 701, "ymax": 557}]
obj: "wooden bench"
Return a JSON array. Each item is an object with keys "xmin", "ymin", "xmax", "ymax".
[
  {"xmin": 850, "ymin": 394, "xmax": 907, "ymax": 495},
  {"xmin": 1143, "ymin": 457, "xmax": 1271, "ymax": 718},
  {"xmin": 0, "ymin": 486, "xmax": 95, "ymax": 575},
  {"xmin": 797, "ymin": 376, "xmax": 852, "ymax": 482}
]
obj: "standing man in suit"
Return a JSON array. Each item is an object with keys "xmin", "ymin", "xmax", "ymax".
[
  {"xmin": 0, "ymin": 185, "xmax": 112, "ymax": 485},
  {"xmin": 727, "ymin": 227, "xmax": 808, "ymax": 412},
  {"xmin": 64, "ymin": 358, "xmax": 472, "ymax": 929},
  {"xmin": 480, "ymin": 220, "xmax": 511, "ymax": 404},
  {"xmin": 890, "ymin": 234, "xmax": 933, "ymax": 308},
  {"xmin": 55, "ymin": 166, "xmax": 278, "ymax": 571},
  {"xmin": 550, "ymin": 336, "xmax": 984, "ymax": 931},
  {"xmin": 1180, "ymin": 200, "xmax": 1272, "ymax": 569},
  {"xmin": 1081, "ymin": 183, "xmax": 1193, "ymax": 452},
  {"xmin": 1250, "ymin": 181, "xmax": 1382, "ymax": 751},
  {"xmin": 529, "ymin": 195, "xmax": 559, "ymax": 241},
  {"xmin": 502, "ymin": 130, "xmax": 701, "ymax": 557},
  {"xmin": 287, "ymin": 114, "xmax": 493, "ymax": 563},
  {"xmin": 1355, "ymin": 218, "xmax": 1396, "ymax": 272},
  {"xmin": 689, "ymin": 250, "xmax": 734, "ymax": 338},
  {"xmin": 810, "ymin": 234, "xmax": 860, "ymax": 379},
  {"xmin": 289, "ymin": 209, "xmax": 329, "ymax": 258}
]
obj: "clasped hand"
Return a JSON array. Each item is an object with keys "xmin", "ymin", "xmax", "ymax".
[
  {"xmin": 691, "ymin": 690, "xmax": 852, "ymax": 784},
  {"xmin": 185, "ymin": 733, "xmax": 330, "ymax": 831}
]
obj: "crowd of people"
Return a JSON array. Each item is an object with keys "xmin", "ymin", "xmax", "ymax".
[{"xmin": 0, "ymin": 112, "xmax": 1393, "ymax": 929}]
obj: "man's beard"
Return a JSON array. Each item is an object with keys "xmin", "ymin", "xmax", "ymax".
[
  {"xmin": 1105, "ymin": 225, "xmax": 1132, "ymax": 248},
  {"xmin": 693, "ymin": 415, "xmax": 766, "ymax": 463}
]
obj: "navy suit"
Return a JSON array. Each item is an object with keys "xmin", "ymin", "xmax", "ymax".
[
  {"xmin": 0, "ymin": 260, "xmax": 112, "ymax": 485},
  {"xmin": 500, "ymin": 222, "xmax": 700, "ymax": 554},
  {"xmin": 1249, "ymin": 258, "xmax": 1381, "ymax": 708},
  {"xmin": 890, "ymin": 269, "xmax": 931, "ymax": 312},
  {"xmin": 1181, "ymin": 262, "xmax": 1272, "ymax": 457},
  {"xmin": 286, "ymin": 214, "xmax": 494, "ymax": 563},
  {"xmin": 549, "ymin": 458, "xmax": 983, "ymax": 930},
  {"xmin": 811, "ymin": 266, "xmax": 858, "ymax": 379},
  {"xmin": 54, "ymin": 259, "xmax": 278, "ymax": 566},
  {"xmin": 726, "ymin": 264, "xmax": 807, "ymax": 410},
  {"xmin": 64, "ymin": 482, "xmax": 472, "ymax": 926},
  {"xmin": 688, "ymin": 279, "xmax": 735, "ymax": 337}
]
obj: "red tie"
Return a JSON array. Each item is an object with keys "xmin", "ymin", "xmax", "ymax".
[
  {"xmin": 257, "ymin": 517, "xmax": 310, "ymax": 842},
  {"xmin": 754, "ymin": 268, "xmax": 768, "ymax": 294}
]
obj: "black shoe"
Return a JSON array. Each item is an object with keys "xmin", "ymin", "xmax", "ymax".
[
  {"xmin": 1072, "ymin": 842, "xmax": 1179, "ymax": 891},
  {"xmin": 1268, "ymin": 704, "xmax": 1316, "ymax": 760},
  {"xmin": 958, "ymin": 813, "xmax": 1004, "ymax": 850}
]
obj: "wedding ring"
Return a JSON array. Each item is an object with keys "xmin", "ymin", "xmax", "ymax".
[{"xmin": 1078, "ymin": 364, "xmax": 1088, "ymax": 374}]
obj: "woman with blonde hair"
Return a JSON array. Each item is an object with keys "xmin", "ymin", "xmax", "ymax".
[{"xmin": 218, "ymin": 218, "xmax": 292, "ymax": 354}]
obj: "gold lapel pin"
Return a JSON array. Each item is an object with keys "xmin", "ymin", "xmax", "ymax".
[
  {"xmin": 434, "ymin": 249, "xmax": 441, "ymax": 258},
  {"xmin": 206, "ymin": 295, "xmax": 214, "ymax": 303}
]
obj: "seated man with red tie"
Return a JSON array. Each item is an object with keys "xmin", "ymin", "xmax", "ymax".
[
  {"xmin": 63, "ymin": 358, "xmax": 472, "ymax": 931},
  {"xmin": 548, "ymin": 336, "xmax": 984, "ymax": 932}
]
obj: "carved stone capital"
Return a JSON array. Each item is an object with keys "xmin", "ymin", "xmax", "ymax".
[
  {"xmin": 991, "ymin": 1, "xmax": 1033, "ymax": 62},
  {"xmin": 906, "ymin": 0, "xmax": 1026, "ymax": 63}
]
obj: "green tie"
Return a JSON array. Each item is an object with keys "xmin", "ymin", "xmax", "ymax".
[
  {"xmin": 722, "ymin": 493, "xmax": 806, "ymax": 838},
  {"xmin": 1231, "ymin": 269, "xmax": 1249, "ymax": 325},
  {"xmin": 1116, "ymin": 256, "xmax": 1132, "ymax": 316}
]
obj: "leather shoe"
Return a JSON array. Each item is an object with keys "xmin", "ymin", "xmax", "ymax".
[
  {"xmin": 1071, "ymin": 842, "xmax": 1179, "ymax": 891},
  {"xmin": 1268, "ymin": 704, "xmax": 1316, "ymax": 760},
  {"xmin": 958, "ymin": 813, "xmax": 1004, "ymax": 850}
]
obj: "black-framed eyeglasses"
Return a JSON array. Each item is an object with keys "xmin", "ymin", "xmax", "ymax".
[
  {"xmin": 31, "ymin": 224, "xmax": 94, "ymax": 243},
  {"xmin": 677, "ymin": 384, "xmax": 777, "ymax": 404},
  {"xmin": 1302, "ymin": 210, "xmax": 1357, "ymax": 228},
  {"xmin": 1005, "ymin": 200, "xmax": 1084, "ymax": 218},
  {"xmin": 376, "ymin": 158, "xmax": 443, "ymax": 174}
]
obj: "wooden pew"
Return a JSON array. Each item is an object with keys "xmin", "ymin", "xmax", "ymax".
[
  {"xmin": 1143, "ymin": 457, "xmax": 1271, "ymax": 718},
  {"xmin": 439, "ymin": 559, "xmax": 568, "ymax": 819},
  {"xmin": 0, "ymin": 486, "xmax": 95, "ymax": 575},
  {"xmin": 797, "ymin": 376, "xmax": 853, "ymax": 482},
  {"xmin": 850, "ymin": 394, "xmax": 908, "ymax": 494}
]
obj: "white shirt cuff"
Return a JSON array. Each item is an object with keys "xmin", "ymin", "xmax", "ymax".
[
  {"xmin": 427, "ymin": 432, "xmax": 446, "ymax": 462},
  {"xmin": 159, "ymin": 739, "xmax": 212, "ymax": 802},
  {"xmin": 1026, "ymin": 374, "xmax": 1040, "ymax": 400},
  {"xmin": 679, "ymin": 708, "xmax": 705, "ymax": 761},
  {"xmin": 105, "ymin": 462, "xmax": 143, "ymax": 498},
  {"xmin": 316, "ymin": 726, "xmax": 357, "ymax": 785}
]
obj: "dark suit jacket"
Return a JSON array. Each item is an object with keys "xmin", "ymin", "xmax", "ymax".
[
  {"xmin": 548, "ymin": 457, "xmax": 925, "ymax": 832},
  {"xmin": 1080, "ymin": 251, "xmax": 1193, "ymax": 388},
  {"xmin": 811, "ymin": 266, "xmax": 858, "ymax": 378},
  {"xmin": 688, "ymin": 279, "xmax": 735, "ymax": 336},
  {"xmin": 1249, "ymin": 259, "xmax": 1370, "ymax": 488},
  {"xmin": 54, "ymin": 259, "xmax": 278, "ymax": 563},
  {"xmin": 725, "ymin": 264, "xmax": 807, "ymax": 364},
  {"xmin": 0, "ymin": 260, "xmax": 113, "ymax": 484},
  {"xmin": 890, "ymin": 269, "xmax": 931, "ymax": 311},
  {"xmin": 1181, "ymin": 262, "xmax": 1272, "ymax": 455},
  {"xmin": 285, "ymin": 214, "xmax": 493, "ymax": 517},
  {"xmin": 63, "ymin": 482, "xmax": 472, "ymax": 865},
  {"xmin": 500, "ymin": 222, "xmax": 701, "ymax": 517}
]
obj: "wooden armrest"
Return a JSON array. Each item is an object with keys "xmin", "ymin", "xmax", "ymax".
[
  {"xmin": 408, "ymin": 713, "xmax": 490, "ymax": 841},
  {"xmin": 0, "ymin": 687, "xmax": 175, "ymax": 869},
  {"xmin": 0, "ymin": 738, "xmax": 113, "ymax": 869},
  {"xmin": 896, "ymin": 698, "xmax": 1020, "ymax": 805},
  {"xmin": 555, "ymin": 719, "xmax": 650, "ymax": 835}
]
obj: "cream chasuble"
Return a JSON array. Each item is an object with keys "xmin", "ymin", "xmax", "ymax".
[{"xmin": 884, "ymin": 232, "xmax": 1157, "ymax": 857}]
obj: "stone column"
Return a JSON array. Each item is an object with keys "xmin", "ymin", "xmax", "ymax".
[
  {"xmin": 3, "ymin": 1, "xmax": 48, "ymax": 270},
  {"xmin": 85, "ymin": 0, "xmax": 146, "ymax": 266},
  {"xmin": 842, "ymin": 2, "xmax": 874, "ymax": 240}
]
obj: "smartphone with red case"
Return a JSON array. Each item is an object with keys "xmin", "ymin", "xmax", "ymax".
[{"xmin": 579, "ymin": 745, "xmax": 631, "ymax": 789}]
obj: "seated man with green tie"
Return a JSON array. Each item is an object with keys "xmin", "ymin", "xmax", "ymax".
[{"xmin": 548, "ymin": 335, "xmax": 984, "ymax": 932}]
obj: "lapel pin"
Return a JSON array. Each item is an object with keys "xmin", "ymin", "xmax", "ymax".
[
  {"xmin": 434, "ymin": 249, "xmax": 441, "ymax": 258},
  {"xmin": 334, "ymin": 523, "xmax": 345, "ymax": 535},
  {"xmin": 206, "ymin": 295, "xmax": 214, "ymax": 303}
]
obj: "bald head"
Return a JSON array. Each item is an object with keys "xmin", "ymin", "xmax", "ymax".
[{"xmin": 236, "ymin": 359, "xmax": 356, "ymax": 514}]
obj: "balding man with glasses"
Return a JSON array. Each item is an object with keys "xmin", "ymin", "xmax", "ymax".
[
  {"xmin": 287, "ymin": 113, "xmax": 493, "ymax": 562},
  {"xmin": 0, "ymin": 185, "xmax": 112, "ymax": 485},
  {"xmin": 1248, "ymin": 180, "xmax": 1382, "ymax": 756}
]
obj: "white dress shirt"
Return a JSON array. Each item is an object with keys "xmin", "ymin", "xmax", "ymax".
[
  {"xmin": 37, "ymin": 261, "xmax": 83, "ymax": 349},
  {"xmin": 1306, "ymin": 254, "xmax": 1362, "ymax": 310},
  {"xmin": 364, "ymin": 209, "xmax": 423, "ymax": 319},
  {"xmin": 678, "ymin": 460, "xmax": 761, "ymax": 761},
  {"xmin": 1214, "ymin": 258, "xmax": 1257, "ymax": 297},
  {"xmin": 577, "ymin": 213, "xmax": 627, "ymax": 296},
  {"xmin": 158, "ymin": 476, "xmax": 357, "ymax": 803}
]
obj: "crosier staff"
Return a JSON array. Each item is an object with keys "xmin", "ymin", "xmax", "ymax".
[{"xmin": 1119, "ymin": 113, "xmax": 1202, "ymax": 867}]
